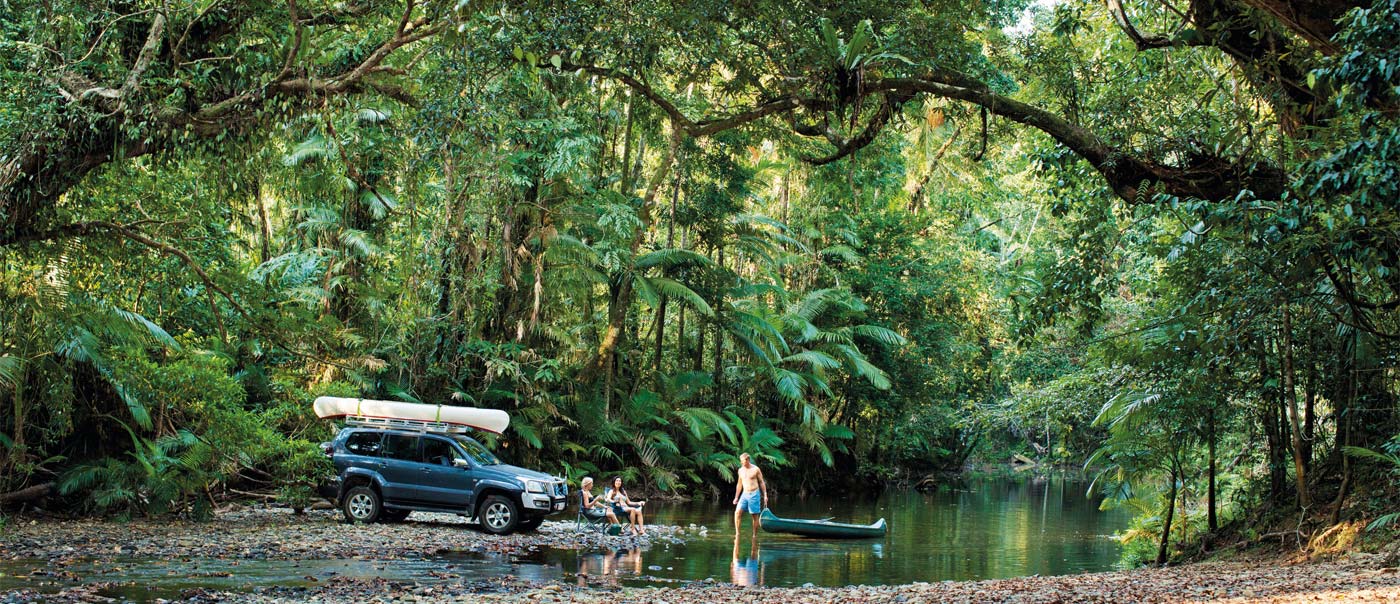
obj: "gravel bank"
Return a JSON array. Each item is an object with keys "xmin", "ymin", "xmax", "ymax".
[
  {"xmin": 0, "ymin": 507, "xmax": 686, "ymax": 561},
  {"xmin": 201, "ymin": 557, "xmax": 1400, "ymax": 604},
  {"xmin": 3, "ymin": 509, "xmax": 1397, "ymax": 603}
]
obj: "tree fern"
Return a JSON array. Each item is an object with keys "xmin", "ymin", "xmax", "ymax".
[
  {"xmin": 0, "ymin": 354, "xmax": 21, "ymax": 390},
  {"xmin": 634, "ymin": 248, "xmax": 712, "ymax": 270}
]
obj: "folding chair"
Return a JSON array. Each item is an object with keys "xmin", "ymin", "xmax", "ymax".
[{"xmin": 576, "ymin": 491, "xmax": 623, "ymax": 535}]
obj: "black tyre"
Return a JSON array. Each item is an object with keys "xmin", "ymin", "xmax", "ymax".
[
  {"xmin": 380, "ymin": 509, "xmax": 411, "ymax": 523},
  {"xmin": 342, "ymin": 486, "xmax": 382, "ymax": 523},
  {"xmin": 477, "ymin": 495, "xmax": 520, "ymax": 535},
  {"xmin": 517, "ymin": 515, "xmax": 544, "ymax": 532}
]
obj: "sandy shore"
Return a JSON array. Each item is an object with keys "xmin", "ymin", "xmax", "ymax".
[{"xmin": 2, "ymin": 508, "xmax": 1397, "ymax": 603}]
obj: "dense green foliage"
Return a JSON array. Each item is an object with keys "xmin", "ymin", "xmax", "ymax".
[{"xmin": 1, "ymin": 0, "xmax": 1397, "ymax": 564}]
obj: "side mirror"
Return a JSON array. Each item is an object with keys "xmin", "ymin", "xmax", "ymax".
[{"xmin": 452, "ymin": 458, "xmax": 470, "ymax": 468}]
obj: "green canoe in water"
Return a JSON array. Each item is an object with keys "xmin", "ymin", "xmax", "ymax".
[{"xmin": 759, "ymin": 508, "xmax": 887, "ymax": 539}]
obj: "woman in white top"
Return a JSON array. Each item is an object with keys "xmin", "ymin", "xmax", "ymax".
[{"xmin": 606, "ymin": 476, "xmax": 646, "ymax": 535}]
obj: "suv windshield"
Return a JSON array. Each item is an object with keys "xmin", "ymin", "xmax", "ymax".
[{"xmin": 450, "ymin": 434, "xmax": 501, "ymax": 466}]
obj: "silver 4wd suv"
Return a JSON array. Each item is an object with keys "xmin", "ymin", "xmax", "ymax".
[{"xmin": 319, "ymin": 426, "xmax": 567, "ymax": 534}]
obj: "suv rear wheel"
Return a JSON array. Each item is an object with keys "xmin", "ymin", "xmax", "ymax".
[
  {"xmin": 343, "ymin": 486, "xmax": 382, "ymax": 523},
  {"xmin": 478, "ymin": 494, "xmax": 519, "ymax": 534}
]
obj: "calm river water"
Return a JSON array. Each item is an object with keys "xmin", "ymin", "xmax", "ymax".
[
  {"xmin": 0, "ymin": 474, "xmax": 1129, "ymax": 599},
  {"xmin": 550, "ymin": 473, "xmax": 1131, "ymax": 587}
]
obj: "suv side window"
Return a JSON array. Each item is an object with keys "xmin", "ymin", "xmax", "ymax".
[
  {"xmin": 382, "ymin": 433, "xmax": 419, "ymax": 461},
  {"xmin": 421, "ymin": 437, "xmax": 456, "ymax": 466},
  {"xmin": 346, "ymin": 431, "xmax": 382, "ymax": 456}
]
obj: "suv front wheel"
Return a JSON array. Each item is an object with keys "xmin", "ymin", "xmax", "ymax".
[
  {"xmin": 478, "ymin": 495, "xmax": 520, "ymax": 535},
  {"xmin": 343, "ymin": 486, "xmax": 382, "ymax": 523}
]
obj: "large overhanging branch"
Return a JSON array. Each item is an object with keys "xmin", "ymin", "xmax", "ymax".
[
  {"xmin": 1105, "ymin": 0, "xmax": 1192, "ymax": 50},
  {"xmin": 558, "ymin": 61, "xmax": 1284, "ymax": 204},
  {"xmin": 804, "ymin": 91, "xmax": 914, "ymax": 165},
  {"xmin": 866, "ymin": 75, "xmax": 1286, "ymax": 203}
]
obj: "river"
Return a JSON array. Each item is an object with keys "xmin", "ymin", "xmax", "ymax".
[
  {"xmin": 0, "ymin": 474, "xmax": 1130, "ymax": 599},
  {"xmin": 551, "ymin": 472, "xmax": 1131, "ymax": 587}
]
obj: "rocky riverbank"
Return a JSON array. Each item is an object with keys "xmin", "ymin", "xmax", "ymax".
[
  {"xmin": 185, "ymin": 557, "xmax": 1400, "ymax": 603},
  {"xmin": 0, "ymin": 507, "xmax": 688, "ymax": 561},
  {"xmin": 0, "ymin": 507, "xmax": 691, "ymax": 602},
  {"xmin": 3, "ymin": 508, "xmax": 1397, "ymax": 603}
]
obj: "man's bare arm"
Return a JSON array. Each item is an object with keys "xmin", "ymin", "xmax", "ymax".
[
  {"xmin": 758, "ymin": 468, "xmax": 768, "ymax": 505},
  {"xmin": 733, "ymin": 473, "xmax": 743, "ymax": 503}
]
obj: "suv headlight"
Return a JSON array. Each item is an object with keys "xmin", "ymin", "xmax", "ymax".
[{"xmin": 525, "ymin": 480, "xmax": 547, "ymax": 494}]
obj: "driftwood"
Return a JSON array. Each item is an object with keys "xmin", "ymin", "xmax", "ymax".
[
  {"xmin": 228, "ymin": 488, "xmax": 278, "ymax": 500},
  {"xmin": 0, "ymin": 482, "xmax": 54, "ymax": 505}
]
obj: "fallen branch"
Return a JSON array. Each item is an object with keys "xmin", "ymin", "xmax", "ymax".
[
  {"xmin": 0, "ymin": 482, "xmax": 54, "ymax": 505},
  {"xmin": 228, "ymin": 488, "xmax": 278, "ymax": 500}
]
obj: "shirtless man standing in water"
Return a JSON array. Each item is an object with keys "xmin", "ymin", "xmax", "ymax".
[{"xmin": 731, "ymin": 452, "xmax": 770, "ymax": 538}]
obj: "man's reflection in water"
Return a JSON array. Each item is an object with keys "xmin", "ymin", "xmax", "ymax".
[
  {"xmin": 731, "ymin": 536, "xmax": 763, "ymax": 586},
  {"xmin": 575, "ymin": 547, "xmax": 645, "ymax": 587}
]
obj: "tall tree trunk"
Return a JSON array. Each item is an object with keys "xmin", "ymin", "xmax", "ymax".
[
  {"xmin": 677, "ymin": 227, "xmax": 689, "ymax": 370},
  {"xmin": 1157, "ymin": 461, "xmax": 1178, "ymax": 565},
  {"xmin": 583, "ymin": 128, "xmax": 682, "ymax": 383},
  {"xmin": 1259, "ymin": 337, "xmax": 1288, "ymax": 502},
  {"xmin": 652, "ymin": 172, "xmax": 681, "ymax": 384},
  {"xmin": 1208, "ymin": 406, "xmax": 1219, "ymax": 532},
  {"xmin": 9, "ymin": 365, "xmax": 25, "ymax": 464},
  {"xmin": 712, "ymin": 245, "xmax": 725, "ymax": 401},
  {"xmin": 619, "ymin": 94, "xmax": 636, "ymax": 191},
  {"xmin": 255, "ymin": 179, "xmax": 273, "ymax": 264},
  {"xmin": 1281, "ymin": 304, "xmax": 1312, "ymax": 507},
  {"xmin": 1303, "ymin": 359, "xmax": 1317, "ymax": 471},
  {"xmin": 1330, "ymin": 336, "xmax": 1355, "ymax": 524}
]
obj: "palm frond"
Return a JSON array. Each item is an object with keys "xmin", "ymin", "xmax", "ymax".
[
  {"xmin": 284, "ymin": 133, "xmax": 330, "ymax": 166},
  {"xmin": 108, "ymin": 306, "xmax": 181, "ymax": 351},
  {"xmin": 783, "ymin": 350, "xmax": 842, "ymax": 370},
  {"xmin": 852, "ymin": 324, "xmax": 907, "ymax": 347},
  {"xmin": 0, "ymin": 354, "xmax": 22, "ymax": 390},
  {"xmin": 635, "ymin": 248, "xmax": 712, "ymax": 270}
]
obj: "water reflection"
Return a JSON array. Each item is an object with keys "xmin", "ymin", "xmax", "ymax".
[
  {"xmin": 572, "ymin": 547, "xmax": 644, "ymax": 587},
  {"xmin": 731, "ymin": 538, "xmax": 762, "ymax": 586}
]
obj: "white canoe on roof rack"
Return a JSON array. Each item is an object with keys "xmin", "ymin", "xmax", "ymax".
[{"xmin": 312, "ymin": 396, "xmax": 510, "ymax": 434}]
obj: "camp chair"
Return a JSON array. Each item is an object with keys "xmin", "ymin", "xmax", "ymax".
[{"xmin": 576, "ymin": 490, "xmax": 623, "ymax": 535}]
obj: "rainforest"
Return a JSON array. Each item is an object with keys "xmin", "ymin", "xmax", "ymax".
[{"xmin": 2, "ymin": 0, "xmax": 1399, "ymax": 577}]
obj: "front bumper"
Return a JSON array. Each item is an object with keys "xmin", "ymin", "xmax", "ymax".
[{"xmin": 521, "ymin": 481, "xmax": 568, "ymax": 514}]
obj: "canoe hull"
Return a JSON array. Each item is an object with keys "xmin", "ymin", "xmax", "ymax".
[
  {"xmin": 759, "ymin": 508, "xmax": 886, "ymax": 539},
  {"xmin": 312, "ymin": 397, "xmax": 510, "ymax": 434}
]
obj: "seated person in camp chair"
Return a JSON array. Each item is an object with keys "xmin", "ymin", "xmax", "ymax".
[
  {"xmin": 579, "ymin": 477, "xmax": 619, "ymax": 529},
  {"xmin": 605, "ymin": 476, "xmax": 647, "ymax": 536}
]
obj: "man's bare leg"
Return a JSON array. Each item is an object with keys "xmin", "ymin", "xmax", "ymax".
[
  {"xmin": 750, "ymin": 512, "xmax": 760, "ymax": 538},
  {"xmin": 734, "ymin": 506, "xmax": 745, "ymax": 535}
]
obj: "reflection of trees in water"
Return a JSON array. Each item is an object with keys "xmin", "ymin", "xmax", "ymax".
[{"xmin": 571, "ymin": 476, "xmax": 1129, "ymax": 587}]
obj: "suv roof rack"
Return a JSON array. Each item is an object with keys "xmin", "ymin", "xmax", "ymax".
[{"xmin": 344, "ymin": 415, "xmax": 472, "ymax": 434}]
